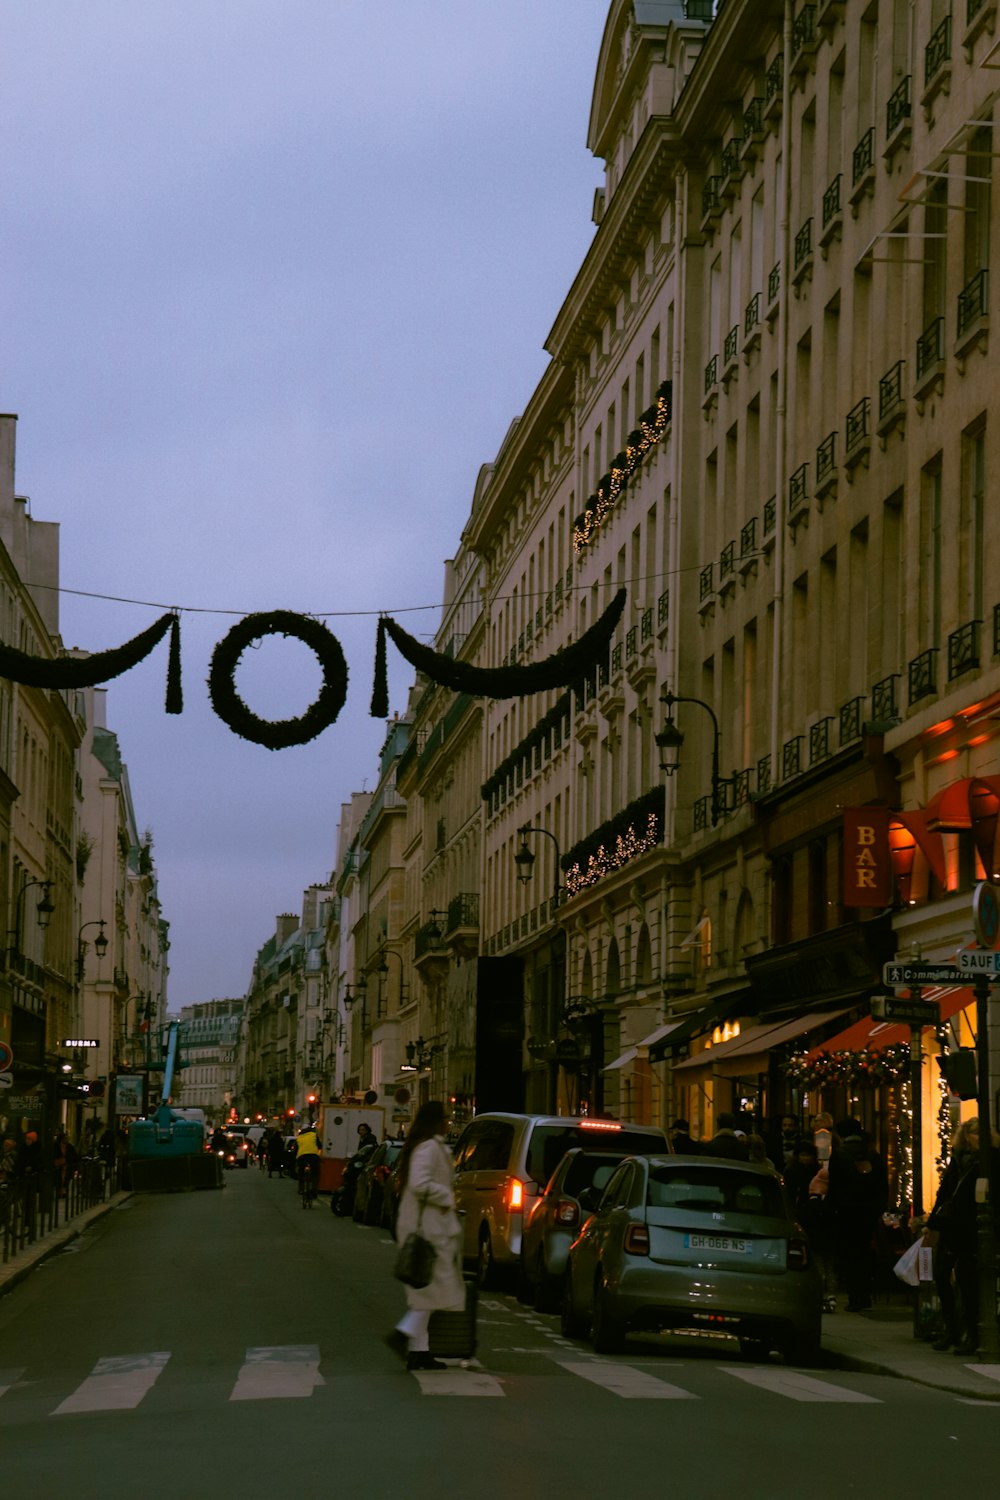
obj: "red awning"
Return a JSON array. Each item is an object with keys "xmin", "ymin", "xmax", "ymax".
[{"xmin": 805, "ymin": 986, "xmax": 973, "ymax": 1058}]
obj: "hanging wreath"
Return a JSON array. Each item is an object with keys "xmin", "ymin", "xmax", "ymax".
[{"xmin": 208, "ymin": 611, "xmax": 348, "ymax": 750}]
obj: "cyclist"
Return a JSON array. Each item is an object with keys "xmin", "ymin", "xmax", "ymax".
[{"xmin": 295, "ymin": 1122, "xmax": 322, "ymax": 1206}]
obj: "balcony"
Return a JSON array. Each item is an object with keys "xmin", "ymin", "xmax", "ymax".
[
  {"xmin": 915, "ymin": 315, "xmax": 945, "ymax": 399},
  {"xmin": 744, "ymin": 291, "xmax": 761, "ymax": 350},
  {"xmin": 657, "ymin": 588, "xmax": 670, "ymax": 631},
  {"xmin": 839, "ymin": 695, "xmax": 864, "ymax": 745},
  {"xmin": 956, "ymin": 267, "xmax": 988, "ymax": 360},
  {"xmin": 851, "ymin": 126, "xmax": 876, "ymax": 209},
  {"xmin": 965, "ymin": 0, "xmax": 997, "ymax": 52},
  {"xmin": 948, "ymin": 619, "xmax": 981, "ymax": 679},
  {"xmin": 699, "ymin": 563, "xmax": 715, "ymax": 612},
  {"xmin": 764, "ymin": 54, "xmax": 784, "ymax": 122},
  {"xmin": 757, "ymin": 755, "xmax": 772, "ymax": 795},
  {"xmin": 809, "ymin": 717, "xmax": 834, "ymax": 765},
  {"xmin": 723, "ymin": 323, "xmax": 740, "ymax": 381},
  {"xmin": 720, "ymin": 137, "xmax": 744, "ymax": 196},
  {"xmin": 885, "ymin": 75, "xmax": 911, "ymax": 153},
  {"xmin": 907, "ymin": 648, "xmax": 938, "ymax": 706},
  {"xmin": 820, "ymin": 173, "xmax": 842, "ymax": 251},
  {"xmin": 702, "ymin": 175, "xmax": 723, "ymax": 230},
  {"xmin": 704, "ymin": 352, "xmax": 719, "ymax": 409},
  {"xmin": 742, "ymin": 97, "xmax": 766, "ymax": 159},
  {"xmin": 763, "ymin": 495, "xmax": 777, "ymax": 544},
  {"xmin": 740, "ymin": 517, "xmax": 757, "ymax": 575},
  {"xmin": 445, "ymin": 892, "xmax": 479, "ymax": 959},
  {"xmin": 790, "ymin": 6, "xmax": 818, "ymax": 76},
  {"xmin": 719, "ymin": 540, "xmax": 737, "ymax": 595},
  {"xmin": 871, "ymin": 673, "xmax": 900, "ymax": 725},
  {"xmin": 414, "ymin": 917, "xmax": 449, "ymax": 975},
  {"xmin": 767, "ymin": 261, "xmax": 781, "ymax": 319},
  {"xmin": 877, "ymin": 359, "xmax": 906, "ymax": 438},
  {"xmin": 923, "ymin": 14, "xmax": 951, "ymax": 105},
  {"xmin": 792, "ymin": 217, "xmax": 813, "ymax": 288},
  {"xmin": 815, "ymin": 431, "xmax": 837, "ymax": 500},
  {"xmin": 788, "ymin": 463, "xmax": 809, "ymax": 524},
  {"xmin": 782, "ymin": 736, "xmax": 804, "ymax": 781},
  {"xmin": 845, "ymin": 395, "xmax": 871, "ymax": 469}
]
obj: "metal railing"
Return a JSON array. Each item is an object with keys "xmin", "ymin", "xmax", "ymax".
[
  {"xmin": 741, "ymin": 517, "xmax": 757, "ymax": 556},
  {"xmin": 704, "ymin": 354, "xmax": 719, "ymax": 394},
  {"xmin": 789, "ymin": 462, "xmax": 809, "ymax": 514},
  {"xmin": 782, "ymin": 736, "xmax": 803, "ymax": 780},
  {"xmin": 948, "ymin": 619, "xmax": 981, "ymax": 679},
  {"xmin": 916, "ymin": 316, "xmax": 945, "ymax": 380},
  {"xmin": 925, "ymin": 14, "xmax": 951, "ymax": 83},
  {"xmin": 794, "ymin": 217, "xmax": 813, "ymax": 268},
  {"xmin": 846, "ymin": 395, "xmax": 871, "ymax": 451},
  {"xmin": 1, "ymin": 1158, "xmax": 114, "ymax": 1265},
  {"xmin": 702, "ymin": 176, "xmax": 722, "ymax": 219},
  {"xmin": 908, "ymin": 648, "xmax": 938, "ymax": 705},
  {"xmin": 852, "ymin": 126, "xmax": 875, "ymax": 185},
  {"xmin": 745, "ymin": 292, "xmax": 761, "ymax": 336},
  {"xmin": 839, "ymin": 696, "xmax": 864, "ymax": 744},
  {"xmin": 768, "ymin": 262, "xmax": 781, "ymax": 304},
  {"xmin": 764, "ymin": 495, "xmax": 777, "ymax": 535},
  {"xmin": 822, "ymin": 173, "xmax": 842, "ymax": 227},
  {"xmin": 720, "ymin": 540, "xmax": 736, "ymax": 580},
  {"xmin": 816, "ymin": 431, "xmax": 837, "ymax": 486},
  {"xmin": 744, "ymin": 97, "xmax": 765, "ymax": 138},
  {"xmin": 724, "ymin": 324, "xmax": 739, "ymax": 364},
  {"xmin": 879, "ymin": 359, "xmax": 905, "ymax": 421},
  {"xmin": 699, "ymin": 564, "xmax": 715, "ymax": 602},
  {"xmin": 766, "ymin": 53, "xmax": 784, "ymax": 106},
  {"xmin": 792, "ymin": 5, "xmax": 817, "ymax": 56},
  {"xmin": 957, "ymin": 268, "xmax": 988, "ymax": 337},
  {"xmin": 872, "ymin": 674, "xmax": 900, "ymax": 723},
  {"xmin": 886, "ymin": 75, "xmax": 911, "ymax": 138}
]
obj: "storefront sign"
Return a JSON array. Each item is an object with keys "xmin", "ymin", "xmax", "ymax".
[
  {"xmin": 59, "ymin": 1038, "xmax": 99, "ymax": 1048},
  {"xmin": 115, "ymin": 1075, "xmax": 145, "ymax": 1113},
  {"xmin": 842, "ymin": 807, "xmax": 891, "ymax": 906}
]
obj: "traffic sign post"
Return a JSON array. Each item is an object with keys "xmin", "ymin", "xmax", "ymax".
[
  {"xmin": 871, "ymin": 994, "xmax": 940, "ymax": 1026},
  {"xmin": 958, "ymin": 950, "xmax": 1000, "ymax": 976},
  {"xmin": 882, "ymin": 962, "xmax": 965, "ymax": 987}
]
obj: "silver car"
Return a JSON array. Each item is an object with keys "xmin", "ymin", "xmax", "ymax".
[
  {"xmin": 520, "ymin": 1147, "xmax": 638, "ymax": 1311},
  {"xmin": 561, "ymin": 1154, "xmax": 823, "ymax": 1364}
]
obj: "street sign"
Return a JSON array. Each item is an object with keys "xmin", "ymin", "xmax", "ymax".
[
  {"xmin": 871, "ymin": 994, "xmax": 940, "ymax": 1026},
  {"xmin": 882, "ymin": 962, "xmax": 964, "ymax": 987},
  {"xmin": 0, "ymin": 1041, "xmax": 11, "ymax": 1070},
  {"xmin": 59, "ymin": 1038, "xmax": 99, "ymax": 1048},
  {"xmin": 0, "ymin": 1070, "xmax": 12, "ymax": 1090},
  {"xmin": 958, "ymin": 950, "xmax": 1000, "ymax": 975},
  {"xmin": 973, "ymin": 882, "xmax": 1000, "ymax": 950}
]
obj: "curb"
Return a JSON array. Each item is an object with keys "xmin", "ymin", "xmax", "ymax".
[
  {"xmin": 0, "ymin": 1191, "xmax": 132, "ymax": 1299},
  {"xmin": 824, "ymin": 1345, "xmax": 1000, "ymax": 1402}
]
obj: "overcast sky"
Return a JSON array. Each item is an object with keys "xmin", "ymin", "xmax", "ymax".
[{"xmin": 1, "ymin": 0, "xmax": 611, "ymax": 1009}]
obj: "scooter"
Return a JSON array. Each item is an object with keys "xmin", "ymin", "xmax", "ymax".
[{"xmin": 330, "ymin": 1141, "xmax": 377, "ymax": 1216}]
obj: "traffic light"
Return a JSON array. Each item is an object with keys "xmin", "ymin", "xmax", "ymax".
[
  {"xmin": 306, "ymin": 1093, "xmax": 317, "ymax": 1107},
  {"xmin": 938, "ymin": 1050, "xmax": 978, "ymax": 1101}
]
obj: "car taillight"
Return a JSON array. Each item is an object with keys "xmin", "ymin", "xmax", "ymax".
[
  {"xmin": 787, "ymin": 1237, "xmax": 810, "ymax": 1269},
  {"xmin": 507, "ymin": 1177, "xmax": 524, "ymax": 1212},
  {"xmin": 623, "ymin": 1223, "xmax": 650, "ymax": 1255},
  {"xmin": 555, "ymin": 1198, "xmax": 579, "ymax": 1226}
]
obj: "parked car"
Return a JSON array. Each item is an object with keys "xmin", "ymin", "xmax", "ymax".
[
  {"xmin": 451, "ymin": 1113, "xmax": 668, "ymax": 1288},
  {"xmin": 519, "ymin": 1147, "xmax": 639, "ymax": 1311},
  {"xmin": 561, "ymin": 1154, "xmax": 822, "ymax": 1364},
  {"xmin": 221, "ymin": 1133, "xmax": 250, "ymax": 1169},
  {"xmin": 353, "ymin": 1140, "xmax": 402, "ymax": 1225}
]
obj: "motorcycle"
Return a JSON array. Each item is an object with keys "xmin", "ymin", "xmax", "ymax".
[{"xmin": 330, "ymin": 1141, "xmax": 377, "ymax": 1217}]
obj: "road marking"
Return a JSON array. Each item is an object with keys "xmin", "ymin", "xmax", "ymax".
[
  {"xmin": 558, "ymin": 1361, "xmax": 696, "ymax": 1399},
  {"xmin": 964, "ymin": 1364, "xmax": 1000, "ymax": 1384},
  {"xmin": 0, "ymin": 1368, "xmax": 26, "ymax": 1399},
  {"xmin": 54, "ymin": 1352, "xmax": 170, "ymax": 1414},
  {"xmin": 722, "ymin": 1367, "xmax": 881, "ymax": 1403},
  {"xmin": 230, "ymin": 1345, "xmax": 324, "ymax": 1401},
  {"xmin": 411, "ymin": 1368, "xmax": 504, "ymax": 1396}
]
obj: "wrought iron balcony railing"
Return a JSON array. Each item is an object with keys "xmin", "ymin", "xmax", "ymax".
[
  {"xmin": 839, "ymin": 695, "xmax": 864, "ymax": 745},
  {"xmin": 741, "ymin": 517, "xmax": 757, "ymax": 556},
  {"xmin": 699, "ymin": 564, "xmax": 715, "ymax": 602},
  {"xmin": 925, "ymin": 14, "xmax": 951, "ymax": 84},
  {"xmin": 822, "ymin": 173, "xmax": 842, "ymax": 228},
  {"xmin": 879, "ymin": 360, "xmax": 905, "ymax": 422},
  {"xmin": 768, "ymin": 262, "xmax": 781, "ymax": 304},
  {"xmin": 916, "ymin": 315, "xmax": 944, "ymax": 380},
  {"xmin": 724, "ymin": 324, "xmax": 739, "ymax": 364},
  {"xmin": 745, "ymin": 292, "xmax": 761, "ymax": 337},
  {"xmin": 908, "ymin": 647, "xmax": 938, "ymax": 704},
  {"xmin": 816, "ymin": 431, "xmax": 837, "ymax": 487},
  {"xmin": 871, "ymin": 674, "xmax": 899, "ymax": 723},
  {"xmin": 886, "ymin": 75, "xmax": 911, "ymax": 138},
  {"xmin": 957, "ymin": 268, "xmax": 988, "ymax": 338},
  {"xmin": 794, "ymin": 217, "xmax": 813, "ymax": 268},
  {"xmin": 789, "ymin": 462, "xmax": 809, "ymax": 514},
  {"xmin": 852, "ymin": 127, "xmax": 874, "ymax": 186},
  {"xmin": 766, "ymin": 53, "xmax": 784, "ymax": 106},
  {"xmin": 846, "ymin": 396, "xmax": 871, "ymax": 451},
  {"xmin": 948, "ymin": 619, "xmax": 981, "ymax": 679}
]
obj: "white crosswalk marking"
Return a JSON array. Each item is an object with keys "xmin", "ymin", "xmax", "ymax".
[
  {"xmin": 53, "ymin": 1352, "xmax": 171, "ymax": 1414},
  {"xmin": 964, "ymin": 1364, "xmax": 1000, "ymax": 1384},
  {"xmin": 229, "ymin": 1345, "xmax": 324, "ymax": 1401},
  {"xmin": 558, "ymin": 1360, "xmax": 696, "ymax": 1399},
  {"xmin": 722, "ymin": 1366, "xmax": 881, "ymax": 1403},
  {"xmin": 411, "ymin": 1368, "xmax": 504, "ymax": 1396},
  {"xmin": 0, "ymin": 1369, "xmax": 26, "ymax": 1400}
]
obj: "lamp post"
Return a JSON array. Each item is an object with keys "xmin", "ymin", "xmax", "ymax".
[
  {"xmin": 343, "ymin": 975, "xmax": 368, "ymax": 1031},
  {"xmin": 375, "ymin": 944, "xmax": 406, "ymax": 1018},
  {"xmin": 8, "ymin": 875, "xmax": 55, "ymax": 961},
  {"xmin": 655, "ymin": 689, "xmax": 737, "ymax": 826},
  {"xmin": 76, "ymin": 919, "xmax": 109, "ymax": 981},
  {"xmin": 514, "ymin": 824, "xmax": 565, "ymax": 913}
]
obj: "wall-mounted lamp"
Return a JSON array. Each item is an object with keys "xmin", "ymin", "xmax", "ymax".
[
  {"xmin": 77, "ymin": 919, "xmax": 109, "ymax": 981},
  {"xmin": 514, "ymin": 824, "xmax": 565, "ymax": 909},
  {"xmin": 655, "ymin": 689, "xmax": 738, "ymax": 826}
]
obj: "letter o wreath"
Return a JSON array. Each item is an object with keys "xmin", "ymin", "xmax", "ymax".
[{"xmin": 208, "ymin": 611, "xmax": 348, "ymax": 750}]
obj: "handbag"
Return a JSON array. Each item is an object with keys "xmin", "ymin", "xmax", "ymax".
[
  {"xmin": 393, "ymin": 1192, "xmax": 437, "ymax": 1289},
  {"xmin": 892, "ymin": 1237, "xmax": 921, "ymax": 1288}
]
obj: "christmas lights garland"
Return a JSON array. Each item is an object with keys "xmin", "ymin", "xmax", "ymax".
[
  {"xmin": 207, "ymin": 612, "xmax": 348, "ymax": 750},
  {"xmin": 572, "ymin": 381, "xmax": 673, "ymax": 554},
  {"xmin": 783, "ymin": 1044, "xmax": 911, "ymax": 1089}
]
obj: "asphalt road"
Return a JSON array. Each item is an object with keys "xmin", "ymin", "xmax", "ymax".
[{"xmin": 0, "ymin": 1165, "xmax": 995, "ymax": 1500}]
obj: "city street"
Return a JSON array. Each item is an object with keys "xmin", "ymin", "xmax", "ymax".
[{"xmin": 0, "ymin": 1168, "xmax": 996, "ymax": 1498}]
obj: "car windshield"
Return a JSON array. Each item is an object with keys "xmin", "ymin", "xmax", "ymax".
[
  {"xmin": 647, "ymin": 1164, "xmax": 786, "ymax": 1219},
  {"xmin": 527, "ymin": 1126, "xmax": 661, "ymax": 1186}
]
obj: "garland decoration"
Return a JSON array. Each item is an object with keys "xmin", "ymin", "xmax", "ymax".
[
  {"xmin": 208, "ymin": 611, "xmax": 348, "ymax": 750},
  {"xmin": 783, "ymin": 1044, "xmax": 910, "ymax": 1089},
  {"xmin": 572, "ymin": 381, "xmax": 672, "ymax": 554},
  {"xmin": 0, "ymin": 611, "xmax": 183, "ymax": 711},
  {"xmin": 370, "ymin": 588, "xmax": 627, "ymax": 714}
]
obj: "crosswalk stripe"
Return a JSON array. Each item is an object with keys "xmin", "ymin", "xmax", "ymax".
[
  {"xmin": 411, "ymin": 1368, "xmax": 504, "ymax": 1396},
  {"xmin": 964, "ymin": 1364, "xmax": 1000, "ymax": 1384},
  {"xmin": 0, "ymin": 1368, "xmax": 26, "ymax": 1399},
  {"xmin": 230, "ymin": 1345, "xmax": 324, "ymax": 1401},
  {"xmin": 53, "ymin": 1352, "xmax": 170, "ymax": 1414},
  {"xmin": 558, "ymin": 1361, "xmax": 696, "ymax": 1399},
  {"xmin": 722, "ymin": 1366, "xmax": 881, "ymax": 1403}
]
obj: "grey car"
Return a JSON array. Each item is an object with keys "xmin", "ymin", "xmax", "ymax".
[
  {"xmin": 520, "ymin": 1148, "xmax": 640, "ymax": 1311},
  {"xmin": 561, "ymin": 1154, "xmax": 823, "ymax": 1364}
]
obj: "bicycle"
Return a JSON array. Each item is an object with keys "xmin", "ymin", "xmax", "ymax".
[{"xmin": 298, "ymin": 1156, "xmax": 319, "ymax": 1209}]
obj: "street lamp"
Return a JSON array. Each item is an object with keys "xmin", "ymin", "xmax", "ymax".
[
  {"xmin": 76, "ymin": 919, "xmax": 109, "ymax": 981},
  {"xmin": 655, "ymin": 689, "xmax": 737, "ymax": 826},
  {"xmin": 343, "ymin": 975, "xmax": 368, "ymax": 1030},
  {"xmin": 8, "ymin": 875, "xmax": 55, "ymax": 960},
  {"xmin": 375, "ymin": 944, "xmax": 407, "ymax": 1017},
  {"xmin": 514, "ymin": 824, "xmax": 565, "ymax": 910}
]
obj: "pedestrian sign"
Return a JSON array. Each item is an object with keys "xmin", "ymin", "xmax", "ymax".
[{"xmin": 882, "ymin": 962, "xmax": 964, "ymax": 987}]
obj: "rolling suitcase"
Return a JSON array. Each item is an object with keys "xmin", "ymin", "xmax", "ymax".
[{"xmin": 428, "ymin": 1276, "xmax": 478, "ymax": 1360}]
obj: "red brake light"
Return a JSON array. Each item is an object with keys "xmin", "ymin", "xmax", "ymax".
[
  {"xmin": 555, "ymin": 1198, "xmax": 580, "ymax": 1226},
  {"xmin": 508, "ymin": 1177, "xmax": 524, "ymax": 1212},
  {"xmin": 579, "ymin": 1120, "xmax": 622, "ymax": 1132},
  {"xmin": 624, "ymin": 1223, "xmax": 650, "ymax": 1255}
]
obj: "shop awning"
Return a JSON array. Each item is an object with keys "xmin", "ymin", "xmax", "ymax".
[
  {"xmin": 671, "ymin": 1009, "xmax": 851, "ymax": 1079},
  {"xmin": 602, "ymin": 1046, "xmax": 638, "ymax": 1073},
  {"xmin": 805, "ymin": 985, "xmax": 973, "ymax": 1058},
  {"xmin": 602, "ymin": 1020, "xmax": 691, "ymax": 1073},
  {"xmin": 648, "ymin": 992, "xmax": 752, "ymax": 1063}
]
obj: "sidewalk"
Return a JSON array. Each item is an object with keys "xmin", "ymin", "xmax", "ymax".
[
  {"xmin": 0, "ymin": 1191, "xmax": 131, "ymax": 1299},
  {"xmin": 821, "ymin": 1301, "xmax": 1000, "ymax": 1401}
]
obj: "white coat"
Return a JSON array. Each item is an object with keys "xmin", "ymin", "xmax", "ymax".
[{"xmin": 396, "ymin": 1135, "xmax": 465, "ymax": 1314}]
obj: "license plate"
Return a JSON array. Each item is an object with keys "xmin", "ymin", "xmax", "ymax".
[{"xmin": 685, "ymin": 1233, "xmax": 750, "ymax": 1254}]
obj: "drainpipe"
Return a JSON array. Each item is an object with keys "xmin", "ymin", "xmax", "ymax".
[
  {"xmin": 769, "ymin": 0, "xmax": 794, "ymax": 778},
  {"xmin": 665, "ymin": 162, "xmax": 687, "ymax": 850}
]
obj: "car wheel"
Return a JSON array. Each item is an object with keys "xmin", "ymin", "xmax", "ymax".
[
  {"xmin": 738, "ymin": 1336, "xmax": 771, "ymax": 1362},
  {"xmin": 782, "ymin": 1333, "xmax": 821, "ymax": 1368},
  {"xmin": 590, "ymin": 1277, "xmax": 625, "ymax": 1355},
  {"xmin": 560, "ymin": 1273, "xmax": 587, "ymax": 1340},
  {"xmin": 476, "ymin": 1230, "xmax": 496, "ymax": 1291}
]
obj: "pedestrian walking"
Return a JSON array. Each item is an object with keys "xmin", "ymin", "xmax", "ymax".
[
  {"xmin": 827, "ymin": 1119, "xmax": 887, "ymax": 1312},
  {"xmin": 923, "ymin": 1117, "xmax": 1000, "ymax": 1355},
  {"xmin": 669, "ymin": 1119, "xmax": 701, "ymax": 1155},
  {"xmin": 384, "ymin": 1100, "xmax": 465, "ymax": 1372},
  {"xmin": 267, "ymin": 1128, "xmax": 285, "ymax": 1178},
  {"xmin": 708, "ymin": 1111, "xmax": 750, "ymax": 1160}
]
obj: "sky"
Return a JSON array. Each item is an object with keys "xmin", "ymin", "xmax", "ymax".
[{"xmin": 0, "ymin": 0, "xmax": 612, "ymax": 1009}]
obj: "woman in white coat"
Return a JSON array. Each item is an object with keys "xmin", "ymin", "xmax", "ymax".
[{"xmin": 386, "ymin": 1100, "xmax": 465, "ymax": 1370}]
